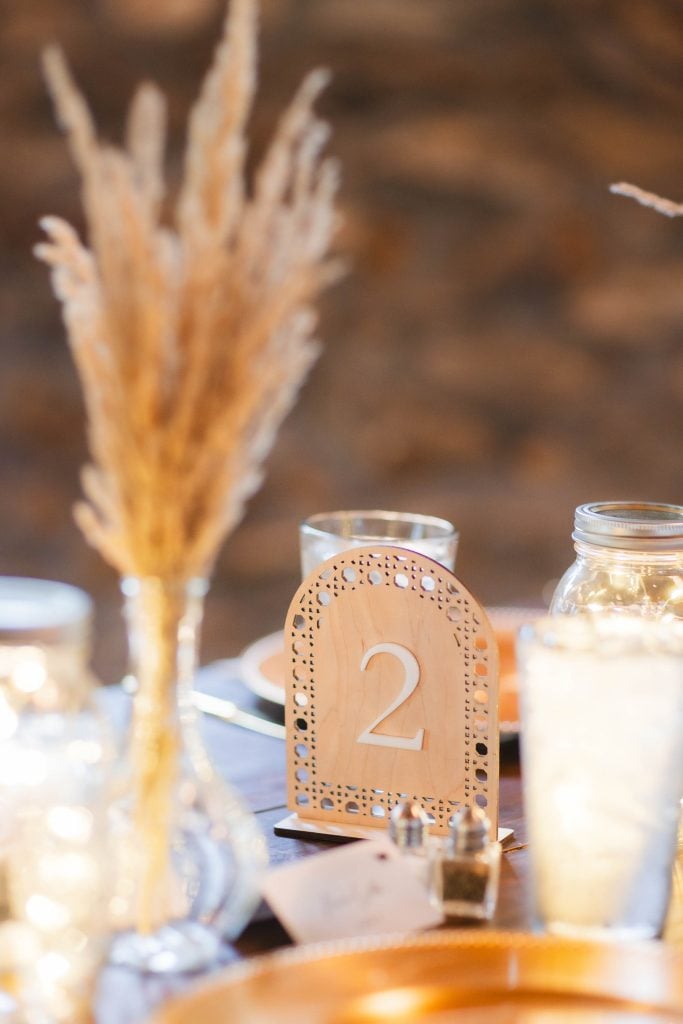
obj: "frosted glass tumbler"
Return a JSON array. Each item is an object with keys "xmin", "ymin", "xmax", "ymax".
[
  {"xmin": 299, "ymin": 510, "xmax": 458, "ymax": 577},
  {"xmin": 518, "ymin": 614, "xmax": 683, "ymax": 941}
]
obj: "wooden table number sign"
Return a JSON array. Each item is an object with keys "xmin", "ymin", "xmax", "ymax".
[{"xmin": 275, "ymin": 546, "xmax": 501, "ymax": 842}]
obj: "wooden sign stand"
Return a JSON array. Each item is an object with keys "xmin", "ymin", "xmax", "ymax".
[{"xmin": 275, "ymin": 546, "xmax": 501, "ymax": 842}]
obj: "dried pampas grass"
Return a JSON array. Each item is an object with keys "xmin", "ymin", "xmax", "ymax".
[
  {"xmin": 37, "ymin": 0, "xmax": 340, "ymax": 584},
  {"xmin": 610, "ymin": 182, "xmax": 683, "ymax": 218},
  {"xmin": 37, "ymin": 0, "xmax": 339, "ymax": 938}
]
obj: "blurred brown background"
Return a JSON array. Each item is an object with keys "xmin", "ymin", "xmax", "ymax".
[{"xmin": 1, "ymin": 0, "xmax": 682, "ymax": 681}]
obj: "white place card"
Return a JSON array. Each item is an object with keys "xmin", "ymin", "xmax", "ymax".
[{"xmin": 260, "ymin": 838, "xmax": 444, "ymax": 944}]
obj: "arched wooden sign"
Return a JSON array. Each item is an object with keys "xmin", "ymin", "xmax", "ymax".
[{"xmin": 282, "ymin": 546, "xmax": 499, "ymax": 838}]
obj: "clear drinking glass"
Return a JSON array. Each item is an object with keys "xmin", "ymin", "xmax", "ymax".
[
  {"xmin": 518, "ymin": 614, "xmax": 683, "ymax": 941},
  {"xmin": 299, "ymin": 510, "xmax": 458, "ymax": 577}
]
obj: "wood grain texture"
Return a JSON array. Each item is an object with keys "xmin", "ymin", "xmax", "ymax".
[{"xmin": 284, "ymin": 547, "xmax": 499, "ymax": 835}]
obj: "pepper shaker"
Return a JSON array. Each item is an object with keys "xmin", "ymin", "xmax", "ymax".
[{"xmin": 430, "ymin": 805, "xmax": 500, "ymax": 921}]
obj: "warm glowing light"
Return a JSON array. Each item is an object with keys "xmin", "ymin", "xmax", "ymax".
[
  {"xmin": 355, "ymin": 988, "xmax": 434, "ymax": 1019},
  {"xmin": 11, "ymin": 651, "xmax": 47, "ymax": 694},
  {"xmin": 38, "ymin": 851, "xmax": 101, "ymax": 897},
  {"xmin": 66, "ymin": 740, "xmax": 103, "ymax": 765},
  {"xmin": 1, "ymin": 748, "xmax": 48, "ymax": 787},
  {"xmin": 0, "ymin": 920, "xmax": 41, "ymax": 969},
  {"xmin": 36, "ymin": 951, "xmax": 71, "ymax": 983},
  {"xmin": 25, "ymin": 895, "xmax": 70, "ymax": 933},
  {"xmin": 46, "ymin": 806, "xmax": 93, "ymax": 844}
]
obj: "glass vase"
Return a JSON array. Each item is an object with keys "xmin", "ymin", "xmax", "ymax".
[{"xmin": 108, "ymin": 576, "xmax": 268, "ymax": 973}]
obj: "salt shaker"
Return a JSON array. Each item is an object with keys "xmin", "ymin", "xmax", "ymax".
[
  {"xmin": 430, "ymin": 805, "xmax": 500, "ymax": 921},
  {"xmin": 389, "ymin": 801, "xmax": 430, "ymax": 886}
]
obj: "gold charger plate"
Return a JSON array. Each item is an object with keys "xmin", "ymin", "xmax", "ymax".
[{"xmin": 149, "ymin": 930, "xmax": 683, "ymax": 1023}]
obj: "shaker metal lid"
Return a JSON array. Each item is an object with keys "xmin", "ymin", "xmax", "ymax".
[
  {"xmin": 389, "ymin": 800, "xmax": 428, "ymax": 849},
  {"xmin": 573, "ymin": 501, "xmax": 683, "ymax": 551},
  {"xmin": 449, "ymin": 805, "xmax": 490, "ymax": 853}
]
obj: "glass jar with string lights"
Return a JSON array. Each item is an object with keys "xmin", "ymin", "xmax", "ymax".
[
  {"xmin": 550, "ymin": 502, "xmax": 683, "ymax": 621},
  {"xmin": 0, "ymin": 577, "xmax": 112, "ymax": 1024}
]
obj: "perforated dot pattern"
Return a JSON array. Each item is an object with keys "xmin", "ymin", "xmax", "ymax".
[{"xmin": 284, "ymin": 547, "xmax": 499, "ymax": 836}]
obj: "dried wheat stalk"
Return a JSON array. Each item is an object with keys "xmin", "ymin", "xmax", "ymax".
[
  {"xmin": 610, "ymin": 182, "xmax": 683, "ymax": 218},
  {"xmin": 37, "ymin": 0, "xmax": 339, "ymax": 936},
  {"xmin": 37, "ymin": 0, "xmax": 340, "ymax": 584}
]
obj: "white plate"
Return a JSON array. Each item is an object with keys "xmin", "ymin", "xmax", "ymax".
[
  {"xmin": 238, "ymin": 607, "xmax": 545, "ymax": 736},
  {"xmin": 239, "ymin": 629, "xmax": 288, "ymax": 706}
]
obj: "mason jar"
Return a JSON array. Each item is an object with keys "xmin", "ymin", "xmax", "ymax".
[
  {"xmin": 550, "ymin": 502, "xmax": 683, "ymax": 619},
  {"xmin": 0, "ymin": 577, "xmax": 112, "ymax": 1023}
]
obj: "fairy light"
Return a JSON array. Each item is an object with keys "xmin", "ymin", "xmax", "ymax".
[
  {"xmin": 46, "ymin": 806, "xmax": 93, "ymax": 845},
  {"xmin": 11, "ymin": 649, "xmax": 48, "ymax": 695}
]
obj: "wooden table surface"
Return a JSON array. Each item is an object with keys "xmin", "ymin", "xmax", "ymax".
[{"xmin": 94, "ymin": 662, "xmax": 683, "ymax": 1024}]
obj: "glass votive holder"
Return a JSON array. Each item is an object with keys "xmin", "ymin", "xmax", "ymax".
[
  {"xmin": 299, "ymin": 510, "xmax": 458, "ymax": 577},
  {"xmin": 7, "ymin": 793, "xmax": 111, "ymax": 1024},
  {"xmin": 518, "ymin": 614, "xmax": 683, "ymax": 941},
  {"xmin": 0, "ymin": 577, "xmax": 113, "ymax": 1023}
]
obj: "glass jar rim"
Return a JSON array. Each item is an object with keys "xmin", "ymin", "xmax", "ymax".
[
  {"xmin": 573, "ymin": 501, "xmax": 683, "ymax": 551},
  {"xmin": 0, "ymin": 576, "xmax": 92, "ymax": 644}
]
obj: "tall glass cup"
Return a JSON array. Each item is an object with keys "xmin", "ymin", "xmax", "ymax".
[
  {"xmin": 518, "ymin": 614, "xmax": 683, "ymax": 941},
  {"xmin": 299, "ymin": 510, "xmax": 458, "ymax": 577}
]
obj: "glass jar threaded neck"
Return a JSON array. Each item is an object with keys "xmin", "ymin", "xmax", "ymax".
[{"xmin": 572, "ymin": 538, "xmax": 683, "ymax": 570}]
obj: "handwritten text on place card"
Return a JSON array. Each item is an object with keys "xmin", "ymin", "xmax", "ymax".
[{"xmin": 260, "ymin": 839, "xmax": 444, "ymax": 944}]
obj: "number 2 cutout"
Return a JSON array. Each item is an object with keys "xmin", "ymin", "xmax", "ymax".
[{"xmin": 356, "ymin": 642, "xmax": 425, "ymax": 751}]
